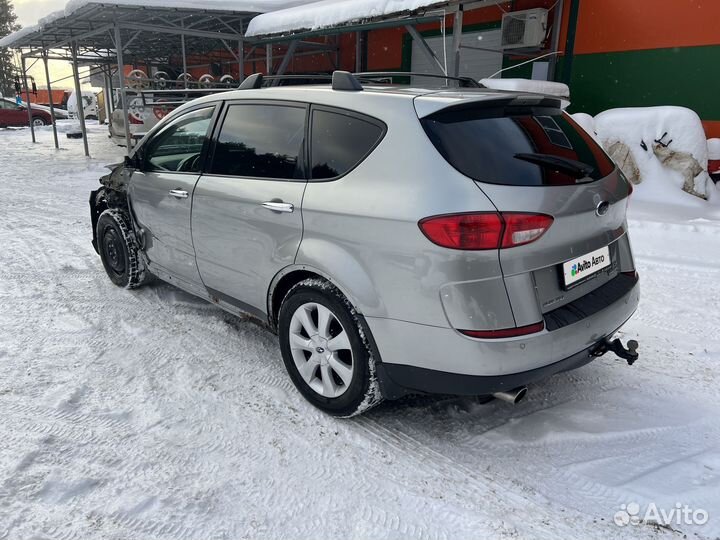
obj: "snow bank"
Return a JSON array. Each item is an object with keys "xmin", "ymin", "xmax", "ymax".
[
  {"xmin": 592, "ymin": 106, "xmax": 717, "ymax": 206},
  {"xmin": 570, "ymin": 112, "xmax": 599, "ymax": 142},
  {"xmin": 480, "ymin": 78, "xmax": 570, "ymax": 98},
  {"xmin": 246, "ymin": 0, "xmax": 446, "ymax": 36}
]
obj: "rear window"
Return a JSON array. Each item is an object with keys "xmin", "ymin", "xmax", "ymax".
[
  {"xmin": 310, "ymin": 109, "xmax": 384, "ymax": 180},
  {"xmin": 421, "ymin": 106, "xmax": 615, "ymax": 186}
]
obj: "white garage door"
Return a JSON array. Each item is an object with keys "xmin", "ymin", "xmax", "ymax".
[{"xmin": 411, "ymin": 29, "xmax": 503, "ymax": 80}]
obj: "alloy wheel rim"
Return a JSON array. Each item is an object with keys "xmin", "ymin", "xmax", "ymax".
[
  {"xmin": 33, "ymin": 118, "xmax": 44, "ymax": 127},
  {"xmin": 289, "ymin": 302, "xmax": 354, "ymax": 398}
]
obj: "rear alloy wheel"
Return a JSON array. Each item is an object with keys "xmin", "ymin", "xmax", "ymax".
[
  {"xmin": 289, "ymin": 302, "xmax": 354, "ymax": 399},
  {"xmin": 32, "ymin": 116, "xmax": 47, "ymax": 127},
  {"xmin": 278, "ymin": 279, "xmax": 382, "ymax": 417},
  {"xmin": 96, "ymin": 209, "xmax": 150, "ymax": 289}
]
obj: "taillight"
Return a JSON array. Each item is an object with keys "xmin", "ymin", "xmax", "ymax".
[
  {"xmin": 419, "ymin": 212, "xmax": 553, "ymax": 250},
  {"xmin": 418, "ymin": 213, "xmax": 503, "ymax": 250},
  {"xmin": 501, "ymin": 213, "xmax": 554, "ymax": 248},
  {"xmin": 460, "ymin": 321, "xmax": 545, "ymax": 339}
]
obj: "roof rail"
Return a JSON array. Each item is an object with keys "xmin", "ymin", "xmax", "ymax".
[
  {"xmin": 355, "ymin": 71, "xmax": 482, "ymax": 88},
  {"xmin": 233, "ymin": 71, "xmax": 480, "ymax": 92},
  {"xmin": 332, "ymin": 71, "xmax": 364, "ymax": 91}
]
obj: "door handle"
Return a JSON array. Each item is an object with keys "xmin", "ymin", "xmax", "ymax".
[
  {"xmin": 169, "ymin": 189, "xmax": 189, "ymax": 199},
  {"xmin": 261, "ymin": 201, "xmax": 294, "ymax": 213}
]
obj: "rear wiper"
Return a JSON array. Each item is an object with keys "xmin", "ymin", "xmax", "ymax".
[{"xmin": 514, "ymin": 153, "xmax": 596, "ymax": 179}]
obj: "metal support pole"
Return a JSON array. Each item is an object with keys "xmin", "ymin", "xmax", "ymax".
[
  {"xmin": 71, "ymin": 42, "xmax": 90, "ymax": 157},
  {"xmin": 42, "ymin": 51, "xmax": 59, "ymax": 149},
  {"xmin": 273, "ymin": 40, "xmax": 299, "ymax": 84},
  {"xmin": 405, "ymin": 25, "xmax": 447, "ymax": 75},
  {"xmin": 181, "ymin": 24, "xmax": 188, "ymax": 88},
  {"xmin": 237, "ymin": 39, "xmax": 245, "ymax": 82},
  {"xmin": 108, "ymin": 68, "xmax": 115, "ymax": 113},
  {"xmin": 548, "ymin": 0, "xmax": 564, "ymax": 81},
  {"xmin": 265, "ymin": 44, "xmax": 272, "ymax": 75},
  {"xmin": 451, "ymin": 6, "xmax": 464, "ymax": 78},
  {"xmin": 21, "ymin": 57, "xmax": 36, "ymax": 143},
  {"xmin": 355, "ymin": 31, "xmax": 362, "ymax": 72},
  {"xmin": 114, "ymin": 25, "xmax": 132, "ymax": 152},
  {"xmin": 335, "ymin": 35, "xmax": 340, "ymax": 72},
  {"xmin": 102, "ymin": 68, "xmax": 113, "ymax": 124}
]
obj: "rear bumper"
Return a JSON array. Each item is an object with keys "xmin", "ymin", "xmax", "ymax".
[
  {"xmin": 367, "ymin": 274, "xmax": 639, "ymax": 398},
  {"xmin": 377, "ymin": 340, "xmax": 599, "ymax": 398}
]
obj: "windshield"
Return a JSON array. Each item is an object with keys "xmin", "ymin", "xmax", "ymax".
[{"xmin": 421, "ymin": 106, "xmax": 615, "ymax": 186}]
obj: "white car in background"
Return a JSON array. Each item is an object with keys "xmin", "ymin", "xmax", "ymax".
[
  {"xmin": 108, "ymin": 91, "xmax": 166, "ymax": 147},
  {"xmin": 68, "ymin": 90, "xmax": 99, "ymax": 121}
]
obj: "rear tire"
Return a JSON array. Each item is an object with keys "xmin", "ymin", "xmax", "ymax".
[
  {"xmin": 278, "ymin": 279, "xmax": 383, "ymax": 417},
  {"xmin": 96, "ymin": 209, "xmax": 150, "ymax": 289}
]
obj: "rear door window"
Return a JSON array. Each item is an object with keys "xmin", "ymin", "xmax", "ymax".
[
  {"xmin": 211, "ymin": 103, "xmax": 307, "ymax": 180},
  {"xmin": 421, "ymin": 106, "xmax": 615, "ymax": 186},
  {"xmin": 310, "ymin": 108, "xmax": 385, "ymax": 180}
]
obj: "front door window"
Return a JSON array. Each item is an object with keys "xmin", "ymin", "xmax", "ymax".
[{"xmin": 143, "ymin": 107, "xmax": 215, "ymax": 173}]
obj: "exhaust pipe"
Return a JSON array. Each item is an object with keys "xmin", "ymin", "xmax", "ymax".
[{"xmin": 492, "ymin": 386, "xmax": 528, "ymax": 405}]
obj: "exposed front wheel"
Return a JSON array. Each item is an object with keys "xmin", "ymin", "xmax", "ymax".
[
  {"xmin": 31, "ymin": 116, "xmax": 47, "ymax": 127},
  {"xmin": 278, "ymin": 279, "xmax": 383, "ymax": 417},
  {"xmin": 96, "ymin": 209, "xmax": 150, "ymax": 289}
]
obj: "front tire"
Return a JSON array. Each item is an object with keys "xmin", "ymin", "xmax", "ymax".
[
  {"xmin": 278, "ymin": 279, "xmax": 383, "ymax": 417},
  {"xmin": 32, "ymin": 116, "xmax": 47, "ymax": 127},
  {"xmin": 96, "ymin": 209, "xmax": 150, "ymax": 289}
]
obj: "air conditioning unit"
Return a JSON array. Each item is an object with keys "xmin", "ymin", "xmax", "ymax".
[{"xmin": 501, "ymin": 8, "xmax": 548, "ymax": 50}]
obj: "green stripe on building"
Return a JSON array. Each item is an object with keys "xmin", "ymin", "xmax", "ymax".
[{"xmin": 564, "ymin": 45, "xmax": 720, "ymax": 119}]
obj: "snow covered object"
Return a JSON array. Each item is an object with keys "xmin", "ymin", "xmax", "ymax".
[{"xmin": 589, "ymin": 107, "xmax": 716, "ymax": 205}]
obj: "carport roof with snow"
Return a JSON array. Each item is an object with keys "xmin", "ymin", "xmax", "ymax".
[
  {"xmin": 0, "ymin": 0, "xmax": 310, "ymax": 59},
  {"xmin": 245, "ymin": 0, "xmax": 504, "ymax": 42}
]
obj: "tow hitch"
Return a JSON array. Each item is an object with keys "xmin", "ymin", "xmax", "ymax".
[{"xmin": 592, "ymin": 337, "xmax": 639, "ymax": 365}]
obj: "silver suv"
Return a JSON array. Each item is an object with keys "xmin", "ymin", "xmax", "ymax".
[{"xmin": 90, "ymin": 71, "xmax": 640, "ymax": 417}]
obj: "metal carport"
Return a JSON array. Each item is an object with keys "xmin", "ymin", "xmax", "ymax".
[{"xmin": 0, "ymin": 0, "xmax": 313, "ymax": 155}]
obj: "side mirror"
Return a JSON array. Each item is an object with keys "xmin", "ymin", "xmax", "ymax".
[{"xmin": 124, "ymin": 153, "xmax": 142, "ymax": 169}]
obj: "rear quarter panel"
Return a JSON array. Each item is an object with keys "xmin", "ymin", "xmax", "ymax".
[{"xmin": 297, "ymin": 97, "xmax": 515, "ymax": 330}]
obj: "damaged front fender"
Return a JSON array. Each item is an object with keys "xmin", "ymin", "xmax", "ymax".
[{"xmin": 91, "ymin": 162, "xmax": 133, "ymax": 253}]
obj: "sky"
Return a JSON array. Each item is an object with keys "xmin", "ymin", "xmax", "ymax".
[{"xmin": 12, "ymin": 0, "xmax": 93, "ymax": 90}]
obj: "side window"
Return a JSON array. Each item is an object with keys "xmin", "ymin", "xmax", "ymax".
[
  {"xmin": 310, "ymin": 109, "xmax": 384, "ymax": 180},
  {"xmin": 143, "ymin": 107, "xmax": 215, "ymax": 173},
  {"xmin": 211, "ymin": 104, "xmax": 306, "ymax": 180}
]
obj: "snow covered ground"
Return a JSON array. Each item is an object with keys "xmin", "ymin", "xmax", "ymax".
[{"xmin": 1, "ymin": 124, "xmax": 719, "ymax": 540}]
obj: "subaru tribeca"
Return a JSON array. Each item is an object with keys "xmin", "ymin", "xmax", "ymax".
[{"xmin": 90, "ymin": 71, "xmax": 640, "ymax": 417}]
